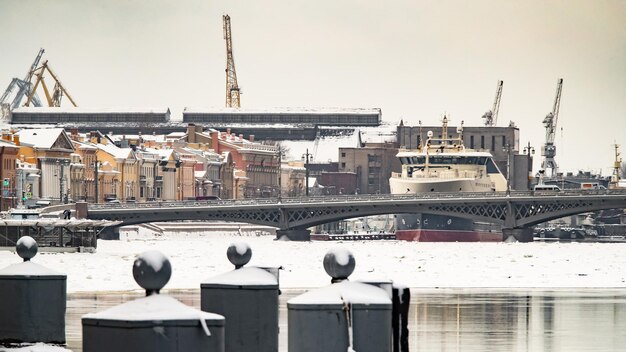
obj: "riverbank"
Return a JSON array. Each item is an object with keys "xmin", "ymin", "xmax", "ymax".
[{"xmin": 1, "ymin": 230, "xmax": 626, "ymax": 292}]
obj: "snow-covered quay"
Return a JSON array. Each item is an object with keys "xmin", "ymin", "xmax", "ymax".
[{"xmin": 1, "ymin": 231, "xmax": 626, "ymax": 293}]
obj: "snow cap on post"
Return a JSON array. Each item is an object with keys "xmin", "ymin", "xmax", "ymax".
[
  {"xmin": 227, "ymin": 242, "xmax": 251, "ymax": 269},
  {"xmin": 323, "ymin": 247, "xmax": 355, "ymax": 283},
  {"xmin": 16, "ymin": 236, "xmax": 38, "ymax": 262},
  {"xmin": 132, "ymin": 250, "xmax": 171, "ymax": 296}
]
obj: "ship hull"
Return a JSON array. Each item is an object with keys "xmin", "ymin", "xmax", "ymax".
[
  {"xmin": 394, "ymin": 213, "xmax": 502, "ymax": 242},
  {"xmin": 395, "ymin": 229, "xmax": 502, "ymax": 242}
]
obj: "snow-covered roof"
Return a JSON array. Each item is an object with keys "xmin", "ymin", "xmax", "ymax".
[
  {"xmin": 0, "ymin": 260, "xmax": 64, "ymax": 277},
  {"xmin": 0, "ymin": 139, "xmax": 17, "ymax": 148},
  {"xmin": 82, "ymin": 294, "xmax": 224, "ymax": 323},
  {"xmin": 16, "ymin": 128, "xmax": 70, "ymax": 149},
  {"xmin": 97, "ymin": 142, "xmax": 133, "ymax": 159},
  {"xmin": 288, "ymin": 281, "xmax": 391, "ymax": 305},
  {"xmin": 184, "ymin": 106, "xmax": 381, "ymax": 115},
  {"xmin": 201, "ymin": 267, "xmax": 278, "ymax": 287},
  {"xmin": 146, "ymin": 147, "xmax": 174, "ymax": 160},
  {"xmin": 281, "ymin": 126, "xmax": 396, "ymax": 163}
]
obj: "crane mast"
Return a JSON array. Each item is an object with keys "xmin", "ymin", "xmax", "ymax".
[
  {"xmin": 24, "ymin": 60, "xmax": 77, "ymax": 107},
  {"xmin": 482, "ymin": 80, "xmax": 503, "ymax": 126},
  {"xmin": 223, "ymin": 14, "xmax": 241, "ymax": 108},
  {"xmin": 0, "ymin": 48, "xmax": 45, "ymax": 109},
  {"xmin": 540, "ymin": 78, "xmax": 563, "ymax": 178}
]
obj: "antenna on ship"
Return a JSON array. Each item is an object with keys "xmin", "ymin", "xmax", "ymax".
[{"xmin": 441, "ymin": 115, "xmax": 448, "ymax": 145}]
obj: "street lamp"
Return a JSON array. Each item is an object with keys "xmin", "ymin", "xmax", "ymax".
[
  {"xmin": 523, "ymin": 142, "xmax": 535, "ymax": 190},
  {"xmin": 503, "ymin": 143, "xmax": 513, "ymax": 195},
  {"xmin": 302, "ymin": 148, "xmax": 313, "ymax": 196}
]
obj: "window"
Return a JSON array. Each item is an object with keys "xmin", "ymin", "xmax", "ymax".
[
  {"xmin": 470, "ymin": 135, "xmax": 474, "ymax": 149},
  {"xmin": 491, "ymin": 136, "xmax": 495, "ymax": 151},
  {"xmin": 502, "ymin": 136, "xmax": 506, "ymax": 147},
  {"xmin": 481, "ymin": 136, "xmax": 485, "ymax": 149},
  {"xmin": 341, "ymin": 152, "xmax": 346, "ymax": 157},
  {"xmin": 341, "ymin": 162, "xmax": 346, "ymax": 168}
]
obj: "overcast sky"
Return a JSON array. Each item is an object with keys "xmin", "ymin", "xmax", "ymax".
[{"xmin": 1, "ymin": 0, "xmax": 625, "ymax": 175}]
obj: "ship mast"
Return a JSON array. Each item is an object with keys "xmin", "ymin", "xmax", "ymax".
[{"xmin": 611, "ymin": 143, "xmax": 622, "ymax": 188}]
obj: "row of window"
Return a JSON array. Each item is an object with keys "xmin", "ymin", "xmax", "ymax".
[
  {"xmin": 468, "ymin": 135, "xmax": 508, "ymax": 150},
  {"xmin": 183, "ymin": 113, "xmax": 380, "ymax": 125},
  {"xmin": 12, "ymin": 114, "xmax": 168, "ymax": 123}
]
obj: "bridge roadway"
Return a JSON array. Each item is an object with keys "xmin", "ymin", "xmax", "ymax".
[{"xmin": 84, "ymin": 189, "xmax": 626, "ymax": 241}]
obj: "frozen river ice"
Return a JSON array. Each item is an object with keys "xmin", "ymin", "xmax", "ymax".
[{"xmin": 1, "ymin": 231, "xmax": 626, "ymax": 292}]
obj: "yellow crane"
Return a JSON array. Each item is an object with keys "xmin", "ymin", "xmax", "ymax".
[
  {"xmin": 223, "ymin": 14, "xmax": 241, "ymax": 108},
  {"xmin": 24, "ymin": 60, "xmax": 77, "ymax": 107}
]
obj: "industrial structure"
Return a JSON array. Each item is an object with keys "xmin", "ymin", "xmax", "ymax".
[
  {"xmin": 0, "ymin": 49, "xmax": 45, "ymax": 111},
  {"xmin": 482, "ymin": 80, "xmax": 503, "ymax": 127},
  {"xmin": 540, "ymin": 78, "xmax": 563, "ymax": 178},
  {"xmin": 23, "ymin": 60, "xmax": 77, "ymax": 108},
  {"xmin": 223, "ymin": 14, "xmax": 241, "ymax": 108},
  {"xmin": 0, "ymin": 49, "xmax": 76, "ymax": 113}
]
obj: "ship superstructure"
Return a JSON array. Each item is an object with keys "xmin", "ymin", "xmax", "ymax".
[{"xmin": 389, "ymin": 117, "xmax": 507, "ymax": 241}]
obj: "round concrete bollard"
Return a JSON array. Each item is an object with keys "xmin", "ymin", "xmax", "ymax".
[
  {"xmin": 201, "ymin": 243, "xmax": 279, "ymax": 352},
  {"xmin": 0, "ymin": 236, "xmax": 67, "ymax": 344},
  {"xmin": 287, "ymin": 247, "xmax": 392, "ymax": 352},
  {"xmin": 82, "ymin": 250, "xmax": 225, "ymax": 352}
]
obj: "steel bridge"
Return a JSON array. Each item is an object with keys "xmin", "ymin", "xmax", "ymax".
[{"xmin": 81, "ymin": 189, "xmax": 626, "ymax": 241}]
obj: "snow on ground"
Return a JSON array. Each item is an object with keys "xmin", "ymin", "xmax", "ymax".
[{"xmin": 1, "ymin": 230, "xmax": 626, "ymax": 293}]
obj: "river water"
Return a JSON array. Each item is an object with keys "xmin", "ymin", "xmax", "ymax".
[{"xmin": 63, "ymin": 288, "xmax": 626, "ymax": 351}]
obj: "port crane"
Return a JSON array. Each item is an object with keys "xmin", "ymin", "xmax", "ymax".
[
  {"xmin": 223, "ymin": 14, "xmax": 241, "ymax": 108},
  {"xmin": 0, "ymin": 48, "xmax": 45, "ymax": 109},
  {"xmin": 24, "ymin": 59, "xmax": 77, "ymax": 107},
  {"xmin": 540, "ymin": 78, "xmax": 563, "ymax": 178},
  {"xmin": 482, "ymin": 80, "xmax": 503, "ymax": 126}
]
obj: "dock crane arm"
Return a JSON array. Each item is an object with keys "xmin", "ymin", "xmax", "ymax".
[
  {"xmin": 223, "ymin": 14, "xmax": 241, "ymax": 108},
  {"xmin": 540, "ymin": 78, "xmax": 563, "ymax": 178},
  {"xmin": 482, "ymin": 80, "xmax": 503, "ymax": 126},
  {"xmin": 24, "ymin": 60, "xmax": 77, "ymax": 107}
]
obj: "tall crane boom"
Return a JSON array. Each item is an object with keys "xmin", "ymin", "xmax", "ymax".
[
  {"xmin": 24, "ymin": 60, "xmax": 77, "ymax": 107},
  {"xmin": 223, "ymin": 14, "xmax": 241, "ymax": 108},
  {"xmin": 540, "ymin": 78, "xmax": 563, "ymax": 178},
  {"xmin": 0, "ymin": 49, "xmax": 45, "ymax": 109},
  {"xmin": 482, "ymin": 80, "xmax": 503, "ymax": 126}
]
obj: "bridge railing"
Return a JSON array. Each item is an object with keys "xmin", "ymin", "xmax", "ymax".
[{"xmin": 86, "ymin": 189, "xmax": 626, "ymax": 210}]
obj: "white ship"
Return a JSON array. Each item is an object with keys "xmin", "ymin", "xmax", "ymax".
[{"xmin": 389, "ymin": 117, "xmax": 507, "ymax": 241}]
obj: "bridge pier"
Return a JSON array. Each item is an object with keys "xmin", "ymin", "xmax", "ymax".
[
  {"xmin": 276, "ymin": 229, "xmax": 311, "ymax": 241},
  {"xmin": 98, "ymin": 226, "xmax": 120, "ymax": 240},
  {"xmin": 502, "ymin": 228, "xmax": 533, "ymax": 243}
]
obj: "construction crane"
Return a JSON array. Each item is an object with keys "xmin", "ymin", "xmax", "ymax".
[
  {"xmin": 223, "ymin": 14, "xmax": 241, "ymax": 108},
  {"xmin": 482, "ymin": 80, "xmax": 503, "ymax": 126},
  {"xmin": 0, "ymin": 48, "xmax": 45, "ymax": 109},
  {"xmin": 24, "ymin": 60, "xmax": 77, "ymax": 107},
  {"xmin": 540, "ymin": 78, "xmax": 563, "ymax": 178}
]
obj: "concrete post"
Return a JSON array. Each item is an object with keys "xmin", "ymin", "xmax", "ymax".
[
  {"xmin": 82, "ymin": 250, "xmax": 225, "ymax": 352},
  {"xmin": 0, "ymin": 236, "xmax": 66, "ymax": 344},
  {"xmin": 288, "ymin": 247, "xmax": 392, "ymax": 352},
  {"xmin": 201, "ymin": 243, "xmax": 279, "ymax": 352}
]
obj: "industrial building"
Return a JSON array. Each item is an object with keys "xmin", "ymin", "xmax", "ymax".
[
  {"xmin": 8, "ymin": 107, "xmax": 170, "ymax": 124},
  {"xmin": 182, "ymin": 107, "xmax": 381, "ymax": 126}
]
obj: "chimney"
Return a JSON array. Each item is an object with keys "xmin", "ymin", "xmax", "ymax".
[
  {"xmin": 187, "ymin": 124, "xmax": 196, "ymax": 143},
  {"xmin": 239, "ymin": 134, "xmax": 243, "ymax": 141},
  {"xmin": 249, "ymin": 134, "xmax": 255, "ymax": 142},
  {"xmin": 226, "ymin": 128, "xmax": 231, "ymax": 135},
  {"xmin": 210, "ymin": 131, "xmax": 219, "ymax": 151},
  {"xmin": 12, "ymin": 135, "xmax": 19, "ymax": 146}
]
